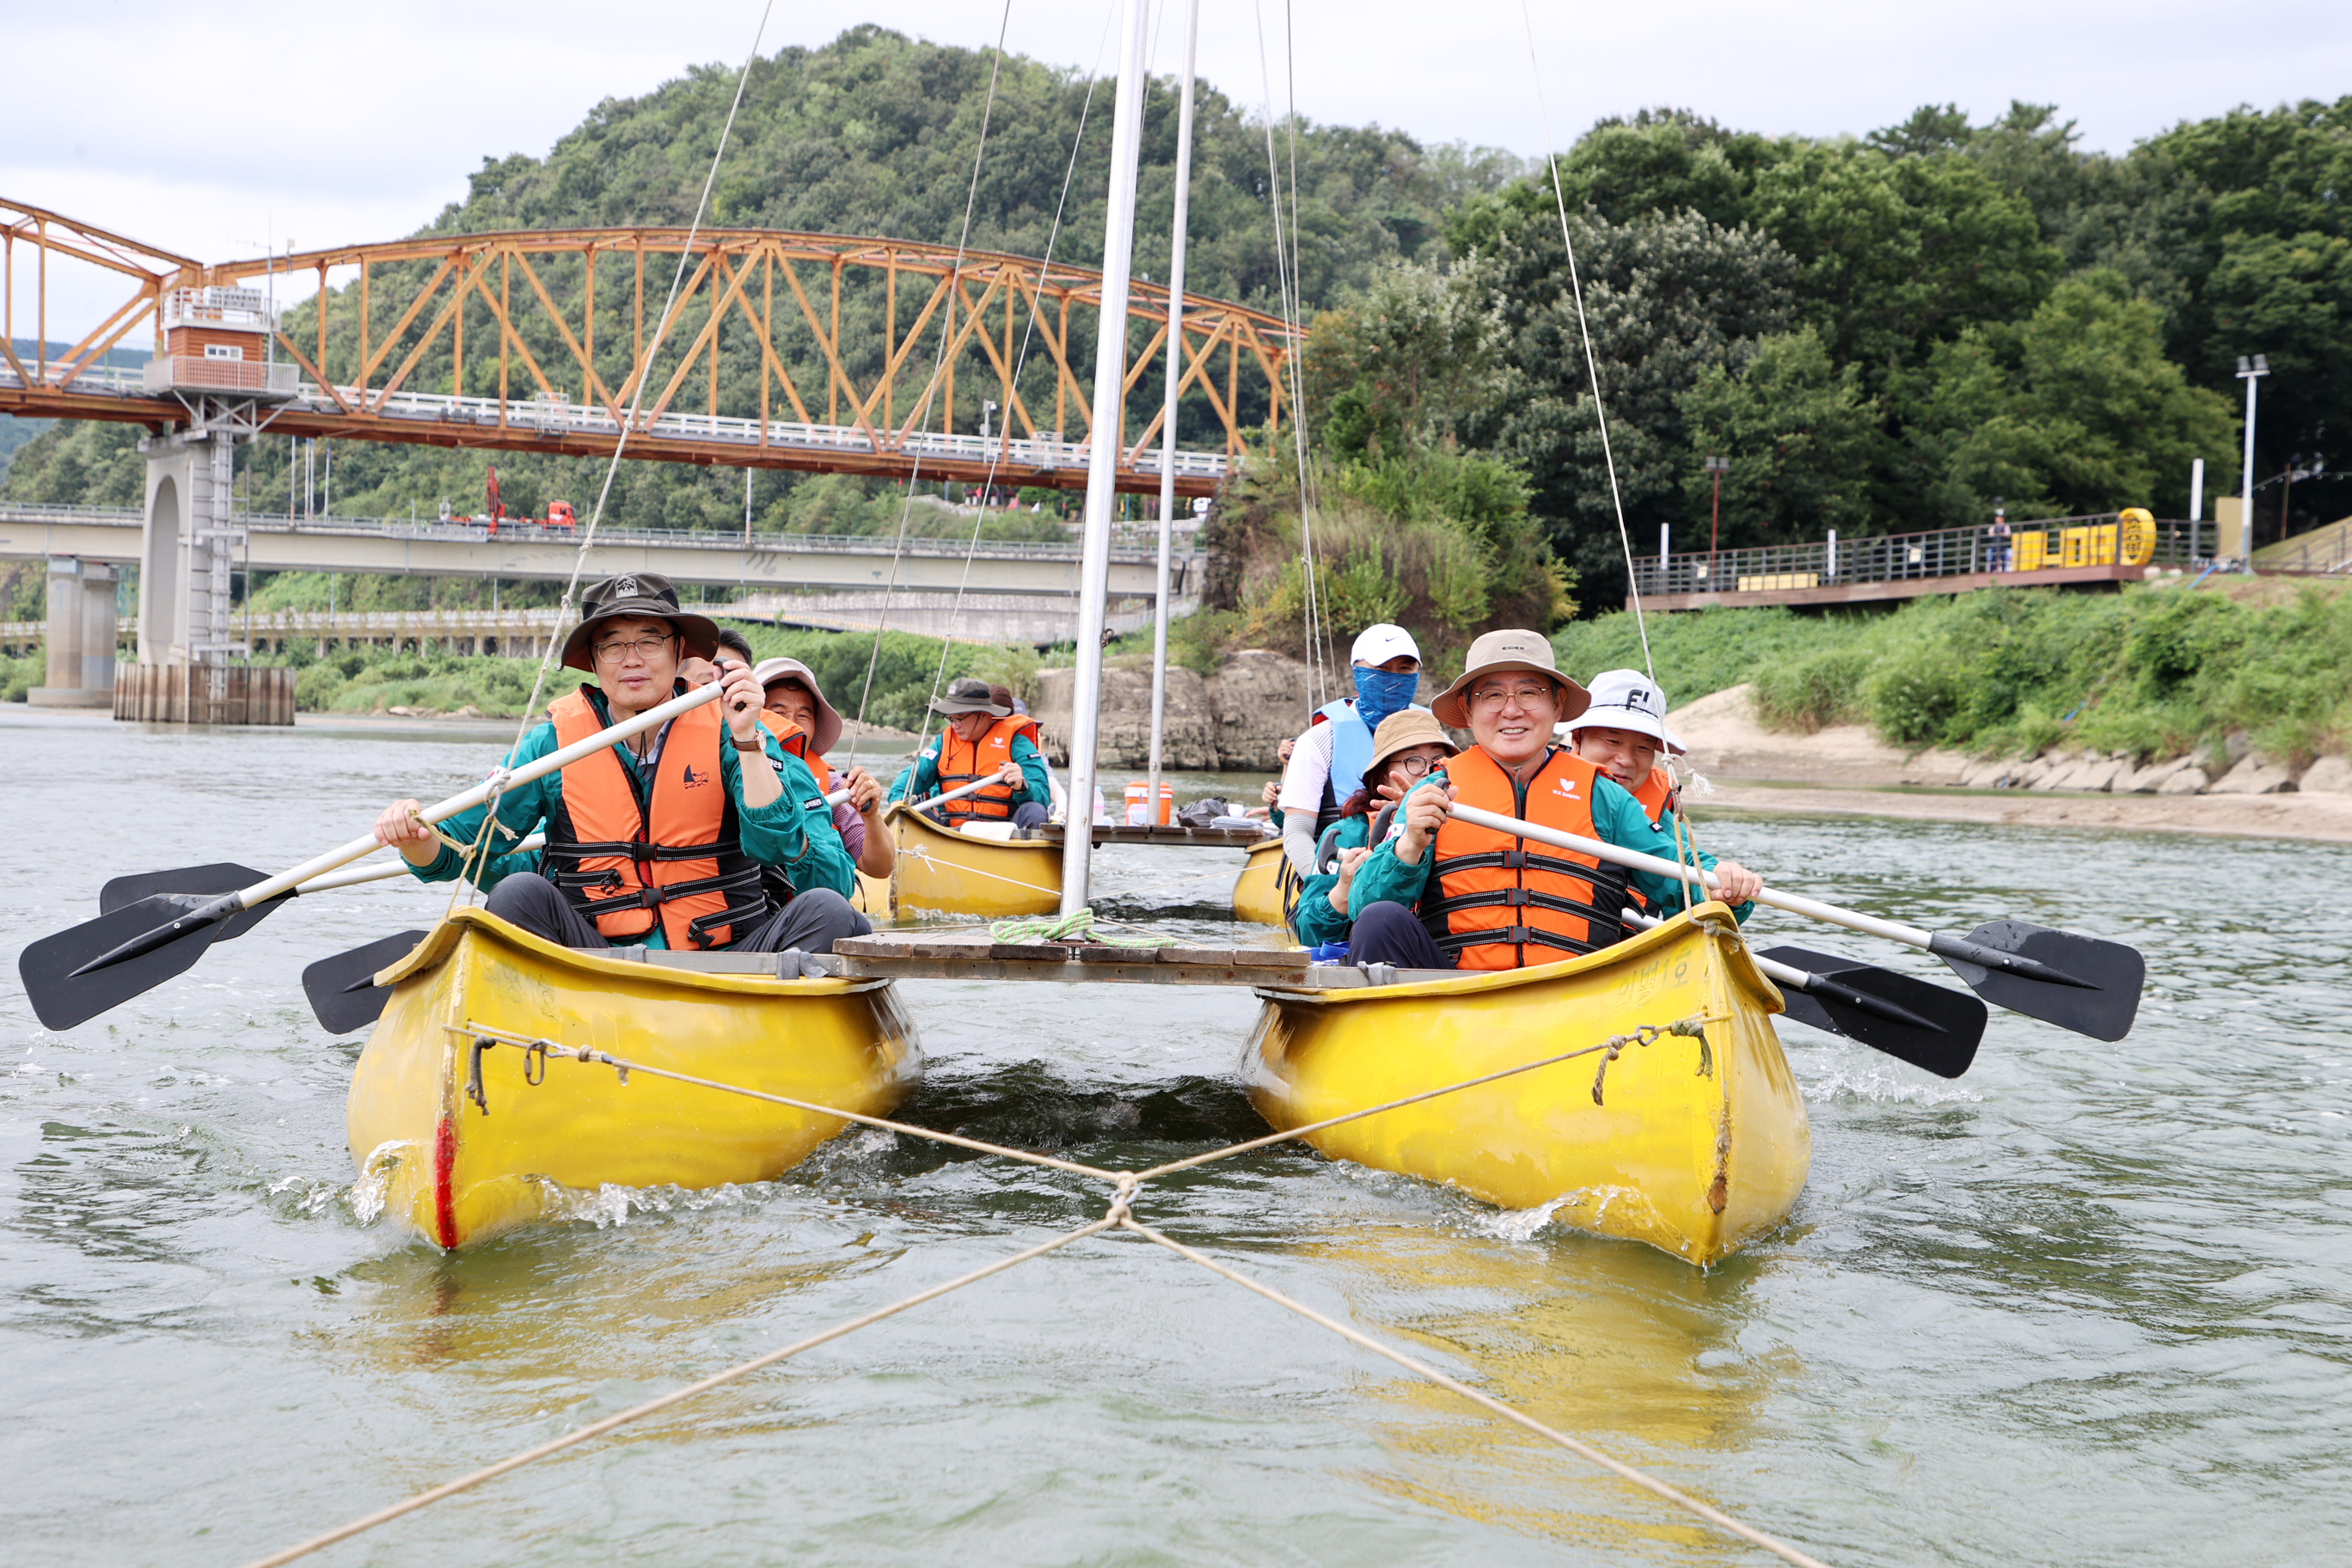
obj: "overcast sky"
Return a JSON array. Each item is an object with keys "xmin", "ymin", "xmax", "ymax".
[{"xmin": 5, "ymin": 0, "xmax": 2348, "ymax": 335}]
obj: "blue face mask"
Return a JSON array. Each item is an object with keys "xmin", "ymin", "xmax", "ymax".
[{"xmin": 1353, "ymin": 665, "xmax": 1420, "ymax": 732}]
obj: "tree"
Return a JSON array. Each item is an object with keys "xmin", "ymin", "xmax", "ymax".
[
  {"xmin": 1304, "ymin": 256, "xmax": 1507, "ymax": 458},
  {"xmin": 1909, "ymin": 271, "xmax": 2237, "ymax": 520},
  {"xmin": 1752, "ymin": 142, "xmax": 2061, "ymax": 383},
  {"xmin": 1677, "ymin": 328, "xmax": 1883, "ymax": 547}
]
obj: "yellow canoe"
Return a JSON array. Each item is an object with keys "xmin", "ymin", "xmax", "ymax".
[
  {"xmin": 885, "ymin": 802, "xmax": 1063, "ymax": 917},
  {"xmin": 1244, "ymin": 903, "xmax": 1808, "ymax": 1265},
  {"xmin": 1231, "ymin": 837, "xmax": 1294, "ymax": 927},
  {"xmin": 346, "ymin": 907, "xmax": 921, "ymax": 1249}
]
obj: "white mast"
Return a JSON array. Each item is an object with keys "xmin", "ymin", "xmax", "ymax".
[
  {"xmin": 1060, "ymin": 0, "xmax": 1152, "ymax": 916},
  {"xmin": 1146, "ymin": 0, "xmax": 1200, "ymax": 827}
]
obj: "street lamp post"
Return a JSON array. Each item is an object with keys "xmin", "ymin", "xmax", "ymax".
[
  {"xmin": 2237, "ymin": 354, "xmax": 2269, "ymax": 572},
  {"xmin": 1704, "ymin": 456, "xmax": 1730, "ymax": 583}
]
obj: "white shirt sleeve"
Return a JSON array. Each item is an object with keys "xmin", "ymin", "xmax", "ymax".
[{"xmin": 1277, "ymin": 723, "xmax": 1336, "ymax": 814}]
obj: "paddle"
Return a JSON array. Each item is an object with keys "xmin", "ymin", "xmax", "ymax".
[
  {"xmin": 1444, "ymin": 800, "xmax": 2144, "ymax": 1042},
  {"xmin": 303, "ymin": 930, "xmax": 433, "ymax": 1036},
  {"xmin": 296, "ymin": 775, "xmax": 875, "ymax": 1035},
  {"xmin": 18, "ymin": 683, "xmax": 728, "ymax": 1032},
  {"xmin": 1622, "ymin": 910, "xmax": 1985, "ymax": 1077},
  {"xmin": 99, "ymin": 838, "xmax": 550, "ymax": 928}
]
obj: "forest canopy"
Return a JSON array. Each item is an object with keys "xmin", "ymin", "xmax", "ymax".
[{"xmin": 3, "ymin": 27, "xmax": 2345, "ymax": 624}]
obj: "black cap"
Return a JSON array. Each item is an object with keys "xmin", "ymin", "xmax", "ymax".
[{"xmin": 929, "ymin": 676, "xmax": 1010, "ymax": 717}]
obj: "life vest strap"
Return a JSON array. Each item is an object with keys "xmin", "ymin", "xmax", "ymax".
[
  {"xmin": 560, "ymin": 836, "xmax": 750, "ymax": 866},
  {"xmin": 1430, "ymin": 922, "xmax": 1609, "ymax": 959}
]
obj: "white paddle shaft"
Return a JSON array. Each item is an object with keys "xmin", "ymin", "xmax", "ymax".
[
  {"xmin": 230, "ymin": 683, "xmax": 733, "ymax": 910},
  {"xmin": 1442, "ymin": 800, "xmax": 1939, "ymax": 952}
]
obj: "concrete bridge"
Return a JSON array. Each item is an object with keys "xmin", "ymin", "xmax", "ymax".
[{"xmin": 0, "ymin": 502, "xmax": 1194, "ymax": 595}]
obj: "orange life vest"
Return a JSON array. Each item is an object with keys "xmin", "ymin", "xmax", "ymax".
[
  {"xmin": 933, "ymin": 715, "xmax": 1029, "ymax": 824},
  {"xmin": 543, "ymin": 688, "xmax": 769, "ymax": 950},
  {"xmin": 1631, "ymin": 763, "xmax": 1676, "ymax": 823},
  {"xmin": 1420, "ymin": 746, "xmax": 1630, "ymax": 970},
  {"xmin": 756, "ymin": 710, "xmax": 811, "ymax": 761}
]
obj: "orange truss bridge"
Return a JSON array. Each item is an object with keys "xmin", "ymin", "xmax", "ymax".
[{"xmin": 1, "ymin": 200, "xmax": 1302, "ymax": 498}]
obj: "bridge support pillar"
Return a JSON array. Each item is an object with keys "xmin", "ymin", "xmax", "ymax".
[
  {"xmin": 117, "ymin": 409, "xmax": 288, "ymax": 724},
  {"xmin": 135, "ymin": 426, "xmax": 245, "ymax": 669},
  {"xmin": 28, "ymin": 558, "xmax": 118, "ymax": 707}
]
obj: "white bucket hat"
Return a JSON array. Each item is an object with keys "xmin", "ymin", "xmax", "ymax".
[{"xmin": 1566, "ymin": 668, "xmax": 1678, "ymax": 750}]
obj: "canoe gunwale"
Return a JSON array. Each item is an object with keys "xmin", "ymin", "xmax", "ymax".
[
  {"xmin": 374, "ymin": 906, "xmax": 899, "ymax": 1000},
  {"xmin": 1249, "ymin": 902, "xmax": 1785, "ymax": 1014}
]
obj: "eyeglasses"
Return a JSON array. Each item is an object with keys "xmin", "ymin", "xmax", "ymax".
[
  {"xmin": 1388, "ymin": 755, "xmax": 1445, "ymax": 779},
  {"xmin": 591, "ymin": 633, "xmax": 674, "ymax": 664},
  {"xmin": 1468, "ymin": 682, "xmax": 1557, "ymax": 710}
]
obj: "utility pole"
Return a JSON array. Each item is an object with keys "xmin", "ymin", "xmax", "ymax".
[
  {"xmin": 1704, "ymin": 455, "xmax": 1730, "ymax": 582},
  {"xmin": 2237, "ymin": 353, "xmax": 2268, "ymax": 573}
]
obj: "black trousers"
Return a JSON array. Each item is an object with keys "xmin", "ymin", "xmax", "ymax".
[
  {"xmin": 1345, "ymin": 901, "xmax": 1456, "ymax": 970},
  {"xmin": 485, "ymin": 873, "xmax": 871, "ymax": 954}
]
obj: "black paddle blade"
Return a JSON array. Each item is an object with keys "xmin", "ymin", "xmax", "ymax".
[
  {"xmin": 18, "ymin": 895, "xmax": 232, "ymax": 1031},
  {"xmin": 1931, "ymin": 921, "xmax": 2145, "ymax": 1043},
  {"xmin": 303, "ymin": 930, "xmax": 427, "ymax": 1035},
  {"xmin": 1760, "ymin": 946, "xmax": 1987, "ymax": 1080},
  {"xmin": 101, "ymin": 863, "xmax": 286, "ymax": 941}
]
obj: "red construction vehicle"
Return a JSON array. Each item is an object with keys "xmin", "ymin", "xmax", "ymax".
[{"xmin": 438, "ymin": 467, "xmax": 577, "ymax": 534}]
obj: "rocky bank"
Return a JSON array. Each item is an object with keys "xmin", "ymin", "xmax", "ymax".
[{"xmin": 1033, "ymin": 649, "xmax": 1319, "ymax": 770}]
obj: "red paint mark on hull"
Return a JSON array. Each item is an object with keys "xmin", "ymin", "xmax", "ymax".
[{"xmin": 432, "ymin": 1115, "xmax": 460, "ymax": 1248}]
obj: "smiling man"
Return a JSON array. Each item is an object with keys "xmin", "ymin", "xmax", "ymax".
[
  {"xmin": 1344, "ymin": 629, "xmax": 1762, "ymax": 972},
  {"xmin": 371, "ymin": 573, "xmax": 864, "ymax": 955}
]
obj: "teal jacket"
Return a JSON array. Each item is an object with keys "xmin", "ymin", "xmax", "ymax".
[
  {"xmin": 1349, "ymin": 754, "xmax": 1751, "ymax": 925},
  {"xmin": 407, "ymin": 683, "xmax": 855, "ymax": 947},
  {"xmin": 1293, "ymin": 813, "xmax": 1369, "ymax": 948},
  {"xmin": 889, "ymin": 730, "xmax": 1050, "ymax": 812}
]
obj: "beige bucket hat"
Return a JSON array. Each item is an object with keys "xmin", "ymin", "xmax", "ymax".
[
  {"xmin": 750, "ymin": 656, "xmax": 844, "ymax": 756},
  {"xmin": 1363, "ymin": 709, "xmax": 1459, "ymax": 779},
  {"xmin": 1430, "ymin": 628, "xmax": 1590, "ymax": 727}
]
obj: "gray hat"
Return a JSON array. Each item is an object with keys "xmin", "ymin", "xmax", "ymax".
[
  {"xmin": 559, "ymin": 573, "xmax": 720, "ymax": 672},
  {"xmin": 751, "ymin": 657, "xmax": 844, "ymax": 756},
  {"xmin": 930, "ymin": 677, "xmax": 1010, "ymax": 718}
]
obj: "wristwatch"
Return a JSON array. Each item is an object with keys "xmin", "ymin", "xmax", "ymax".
[{"xmin": 732, "ymin": 736, "xmax": 765, "ymax": 752}]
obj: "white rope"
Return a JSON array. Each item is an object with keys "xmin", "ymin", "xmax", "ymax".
[
  {"xmin": 1254, "ymin": 0, "xmax": 1328, "ymax": 716},
  {"xmin": 848, "ymin": 1, "xmax": 1017, "ymax": 750},
  {"xmin": 240, "ymin": 1013, "xmax": 1823, "ymax": 1568},
  {"xmin": 1518, "ymin": 0, "xmax": 1655, "ymax": 687},
  {"xmin": 909, "ymin": 7, "xmax": 1121, "ymax": 764},
  {"xmin": 446, "ymin": 0, "xmax": 776, "ymax": 905}
]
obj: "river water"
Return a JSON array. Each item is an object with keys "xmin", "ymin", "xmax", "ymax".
[{"xmin": 3, "ymin": 709, "xmax": 2345, "ymax": 1567}]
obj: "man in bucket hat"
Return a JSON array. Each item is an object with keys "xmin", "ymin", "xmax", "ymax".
[
  {"xmin": 888, "ymin": 677, "xmax": 1052, "ymax": 830},
  {"xmin": 371, "ymin": 573, "xmax": 867, "ymax": 955},
  {"xmin": 1344, "ymin": 629, "xmax": 1761, "ymax": 971}
]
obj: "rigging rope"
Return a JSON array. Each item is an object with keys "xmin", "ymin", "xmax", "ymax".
[
  {"xmin": 848, "ymin": 0, "xmax": 1017, "ymax": 752},
  {"xmin": 1254, "ymin": 0, "xmax": 1328, "ymax": 717},
  {"xmin": 907, "ymin": 7, "xmax": 1120, "ymax": 773},
  {"xmin": 1517, "ymin": 0, "xmax": 1656, "ymax": 689},
  {"xmin": 241, "ymin": 1012, "xmax": 1828, "ymax": 1568},
  {"xmin": 442, "ymin": 0, "xmax": 776, "ymax": 905}
]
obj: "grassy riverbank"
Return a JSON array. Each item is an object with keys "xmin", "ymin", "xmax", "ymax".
[{"xmin": 1553, "ymin": 579, "xmax": 2352, "ymax": 765}]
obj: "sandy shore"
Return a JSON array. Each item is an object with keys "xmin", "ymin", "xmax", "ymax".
[{"xmin": 1669, "ymin": 684, "xmax": 2352, "ymax": 843}]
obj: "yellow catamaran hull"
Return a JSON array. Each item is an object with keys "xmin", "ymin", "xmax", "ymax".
[
  {"xmin": 885, "ymin": 802, "xmax": 1063, "ymax": 917},
  {"xmin": 1231, "ymin": 837, "xmax": 1292, "ymax": 927},
  {"xmin": 1245, "ymin": 904, "xmax": 1809, "ymax": 1265},
  {"xmin": 347, "ymin": 908, "xmax": 921, "ymax": 1249}
]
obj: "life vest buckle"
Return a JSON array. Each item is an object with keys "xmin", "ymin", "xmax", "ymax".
[{"xmin": 1501, "ymin": 886, "xmax": 1530, "ymax": 907}]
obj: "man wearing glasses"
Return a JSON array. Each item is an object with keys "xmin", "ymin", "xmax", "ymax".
[
  {"xmin": 1344, "ymin": 629, "xmax": 1763, "ymax": 972},
  {"xmin": 371, "ymin": 573, "xmax": 864, "ymax": 956}
]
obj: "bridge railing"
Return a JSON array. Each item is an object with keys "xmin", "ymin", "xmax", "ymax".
[
  {"xmin": 0, "ymin": 499, "xmax": 1194, "ymax": 561},
  {"xmin": 1629, "ymin": 515, "xmax": 2208, "ymax": 597}
]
